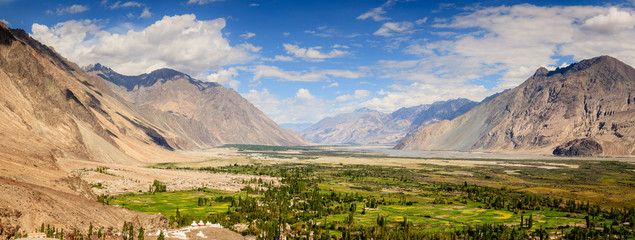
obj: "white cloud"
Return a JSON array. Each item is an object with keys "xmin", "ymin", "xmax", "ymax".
[
  {"xmin": 31, "ymin": 14, "xmax": 255, "ymax": 76},
  {"xmin": 283, "ymin": 44, "xmax": 349, "ymax": 61},
  {"xmin": 325, "ymin": 82, "xmax": 339, "ymax": 88},
  {"xmin": 361, "ymin": 83, "xmax": 489, "ymax": 113},
  {"xmin": 357, "ymin": 0, "xmax": 396, "ymax": 21},
  {"xmin": 139, "ymin": 8, "xmax": 152, "ymax": 18},
  {"xmin": 261, "ymin": 55, "xmax": 294, "ymax": 62},
  {"xmin": 396, "ymin": 5, "xmax": 635, "ymax": 92},
  {"xmin": 250, "ymin": 65, "xmax": 324, "ymax": 82},
  {"xmin": 581, "ymin": 7, "xmax": 635, "ymax": 34},
  {"xmin": 206, "ymin": 68, "xmax": 240, "ymax": 89},
  {"xmin": 110, "ymin": 1, "xmax": 143, "ymax": 9},
  {"xmin": 332, "ymin": 44, "xmax": 349, "ymax": 49},
  {"xmin": 415, "ymin": 18, "xmax": 428, "ymax": 25},
  {"xmin": 50, "ymin": 4, "xmax": 89, "ymax": 15},
  {"xmin": 0, "ymin": 19, "xmax": 9, "ymax": 26},
  {"xmin": 335, "ymin": 90, "xmax": 371, "ymax": 102},
  {"xmin": 243, "ymin": 88, "xmax": 330, "ymax": 124},
  {"xmin": 240, "ymin": 32, "xmax": 256, "ymax": 39},
  {"xmin": 373, "ymin": 21, "xmax": 414, "ymax": 37},
  {"xmin": 187, "ymin": 0, "xmax": 223, "ymax": 5},
  {"xmin": 295, "ymin": 88, "xmax": 315, "ymax": 101},
  {"xmin": 249, "ymin": 65, "xmax": 367, "ymax": 83},
  {"xmin": 249, "ymin": 3, "xmax": 259, "ymax": 7},
  {"xmin": 320, "ymin": 69, "xmax": 368, "ymax": 79},
  {"xmin": 282, "ymin": 32, "xmax": 290, "ymax": 37}
]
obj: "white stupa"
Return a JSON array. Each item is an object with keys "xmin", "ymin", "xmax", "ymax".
[{"xmin": 196, "ymin": 231, "xmax": 207, "ymax": 238}]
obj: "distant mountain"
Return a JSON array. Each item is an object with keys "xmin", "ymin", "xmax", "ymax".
[
  {"xmin": 396, "ymin": 56, "xmax": 635, "ymax": 156},
  {"xmin": 280, "ymin": 123, "xmax": 314, "ymax": 133},
  {"xmin": 301, "ymin": 98, "xmax": 477, "ymax": 145},
  {"xmin": 85, "ymin": 64, "xmax": 308, "ymax": 148}
]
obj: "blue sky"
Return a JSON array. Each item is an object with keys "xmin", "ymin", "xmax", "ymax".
[{"xmin": 2, "ymin": 0, "xmax": 635, "ymax": 126}]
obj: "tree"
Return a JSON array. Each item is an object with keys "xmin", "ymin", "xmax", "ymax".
[
  {"xmin": 528, "ymin": 214, "xmax": 533, "ymax": 229},
  {"xmin": 137, "ymin": 227, "xmax": 144, "ymax": 240},
  {"xmin": 88, "ymin": 223, "xmax": 93, "ymax": 240},
  {"xmin": 122, "ymin": 222, "xmax": 129, "ymax": 240}
]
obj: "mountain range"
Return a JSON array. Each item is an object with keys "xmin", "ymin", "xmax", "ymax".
[
  {"xmin": 301, "ymin": 98, "xmax": 477, "ymax": 145},
  {"xmin": 84, "ymin": 64, "xmax": 308, "ymax": 149},
  {"xmin": 396, "ymin": 56, "xmax": 635, "ymax": 156}
]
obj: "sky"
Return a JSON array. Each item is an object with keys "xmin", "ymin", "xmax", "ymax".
[{"xmin": 2, "ymin": 0, "xmax": 635, "ymax": 127}]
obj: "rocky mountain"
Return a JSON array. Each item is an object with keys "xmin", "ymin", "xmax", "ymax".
[
  {"xmin": 85, "ymin": 63, "xmax": 308, "ymax": 148},
  {"xmin": 396, "ymin": 56, "xmax": 635, "ymax": 156},
  {"xmin": 301, "ymin": 99, "xmax": 476, "ymax": 145},
  {"xmin": 0, "ymin": 23, "xmax": 176, "ymax": 237}
]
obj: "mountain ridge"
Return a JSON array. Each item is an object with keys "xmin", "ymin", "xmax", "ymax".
[
  {"xmin": 87, "ymin": 64, "xmax": 309, "ymax": 148},
  {"xmin": 0, "ymin": 22, "xmax": 172, "ymax": 237},
  {"xmin": 302, "ymin": 98, "xmax": 477, "ymax": 145},
  {"xmin": 396, "ymin": 55, "xmax": 635, "ymax": 156}
]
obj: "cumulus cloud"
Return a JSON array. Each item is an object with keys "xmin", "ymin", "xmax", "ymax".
[
  {"xmin": 373, "ymin": 21, "xmax": 414, "ymax": 37},
  {"xmin": 240, "ymin": 31, "xmax": 256, "ymax": 39},
  {"xmin": 357, "ymin": 0, "xmax": 396, "ymax": 21},
  {"xmin": 31, "ymin": 14, "xmax": 256, "ymax": 76},
  {"xmin": 283, "ymin": 44, "xmax": 349, "ymax": 61},
  {"xmin": 206, "ymin": 68, "xmax": 240, "ymax": 89},
  {"xmin": 49, "ymin": 4, "xmax": 89, "ymax": 15},
  {"xmin": 397, "ymin": 5, "xmax": 635, "ymax": 92},
  {"xmin": 581, "ymin": 7, "xmax": 635, "ymax": 34}
]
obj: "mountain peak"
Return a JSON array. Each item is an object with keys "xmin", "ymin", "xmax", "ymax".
[
  {"xmin": 538, "ymin": 55, "xmax": 629, "ymax": 78},
  {"xmin": 396, "ymin": 55, "xmax": 635, "ymax": 155},
  {"xmin": 355, "ymin": 107, "xmax": 378, "ymax": 113},
  {"xmin": 85, "ymin": 64, "xmax": 221, "ymax": 91},
  {"xmin": 147, "ymin": 68, "xmax": 189, "ymax": 80},
  {"xmin": 534, "ymin": 67, "xmax": 549, "ymax": 76},
  {"xmin": 0, "ymin": 22, "xmax": 15, "ymax": 46}
]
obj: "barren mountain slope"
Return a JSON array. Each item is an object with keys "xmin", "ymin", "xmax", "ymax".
[
  {"xmin": 86, "ymin": 64, "xmax": 308, "ymax": 147},
  {"xmin": 396, "ymin": 56, "xmax": 635, "ymax": 156},
  {"xmin": 302, "ymin": 99, "xmax": 476, "ymax": 145},
  {"xmin": 0, "ymin": 23, "xmax": 190, "ymax": 237}
]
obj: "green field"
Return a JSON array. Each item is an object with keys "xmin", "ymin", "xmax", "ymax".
[
  {"xmin": 110, "ymin": 189, "xmax": 243, "ymax": 216},
  {"xmin": 108, "ymin": 153, "xmax": 635, "ymax": 239}
]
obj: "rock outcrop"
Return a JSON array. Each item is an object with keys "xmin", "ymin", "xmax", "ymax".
[
  {"xmin": 396, "ymin": 56, "xmax": 635, "ymax": 156},
  {"xmin": 553, "ymin": 138, "xmax": 603, "ymax": 156}
]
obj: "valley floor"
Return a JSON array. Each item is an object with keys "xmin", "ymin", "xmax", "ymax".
[{"xmin": 66, "ymin": 146, "xmax": 635, "ymax": 239}]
